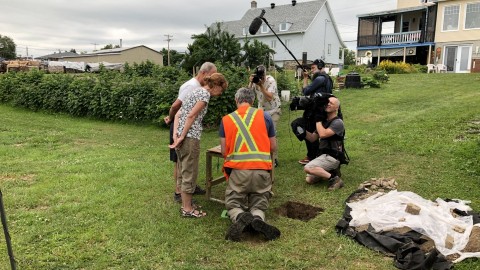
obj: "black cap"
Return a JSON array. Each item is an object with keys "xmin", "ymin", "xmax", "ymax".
[{"xmin": 312, "ymin": 59, "xmax": 325, "ymax": 69}]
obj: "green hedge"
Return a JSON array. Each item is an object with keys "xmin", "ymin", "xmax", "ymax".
[{"xmin": 0, "ymin": 62, "xmax": 255, "ymax": 127}]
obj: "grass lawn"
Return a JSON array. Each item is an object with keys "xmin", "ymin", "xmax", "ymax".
[{"xmin": 0, "ymin": 73, "xmax": 479, "ymax": 270}]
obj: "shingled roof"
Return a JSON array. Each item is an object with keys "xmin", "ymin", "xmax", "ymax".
[{"xmin": 221, "ymin": 0, "xmax": 327, "ymax": 37}]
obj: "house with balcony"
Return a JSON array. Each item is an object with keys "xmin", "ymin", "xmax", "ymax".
[
  {"xmin": 220, "ymin": 0, "xmax": 345, "ymax": 68},
  {"xmin": 356, "ymin": 0, "xmax": 480, "ymax": 73}
]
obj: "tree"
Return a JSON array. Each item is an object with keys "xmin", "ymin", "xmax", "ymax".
[
  {"xmin": 243, "ymin": 39, "xmax": 275, "ymax": 69},
  {"xmin": 70, "ymin": 49, "xmax": 77, "ymax": 53},
  {"xmin": 0, "ymin": 34, "xmax": 17, "ymax": 59},
  {"xmin": 160, "ymin": 48, "xmax": 184, "ymax": 67},
  {"xmin": 183, "ymin": 22, "xmax": 242, "ymax": 72},
  {"xmin": 343, "ymin": 49, "xmax": 356, "ymax": 66},
  {"xmin": 101, "ymin": 44, "xmax": 120, "ymax": 50}
]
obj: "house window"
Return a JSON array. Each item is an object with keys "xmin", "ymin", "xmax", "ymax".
[
  {"xmin": 402, "ymin": 21, "xmax": 410, "ymax": 32},
  {"xmin": 271, "ymin": 40, "xmax": 276, "ymax": 49},
  {"xmin": 328, "ymin": 44, "xmax": 332, "ymax": 55},
  {"xmin": 261, "ymin": 24, "xmax": 269, "ymax": 33},
  {"xmin": 443, "ymin": 5, "xmax": 460, "ymax": 31},
  {"xmin": 284, "ymin": 39, "xmax": 291, "ymax": 50},
  {"xmin": 279, "ymin": 22, "xmax": 291, "ymax": 31},
  {"xmin": 465, "ymin": 2, "xmax": 480, "ymax": 29}
]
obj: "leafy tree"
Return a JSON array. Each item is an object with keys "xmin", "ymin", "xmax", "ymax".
[
  {"xmin": 70, "ymin": 49, "xmax": 77, "ymax": 53},
  {"xmin": 0, "ymin": 34, "xmax": 17, "ymax": 59},
  {"xmin": 160, "ymin": 48, "xmax": 184, "ymax": 67},
  {"xmin": 343, "ymin": 49, "xmax": 356, "ymax": 66},
  {"xmin": 101, "ymin": 44, "xmax": 120, "ymax": 50},
  {"xmin": 243, "ymin": 39, "xmax": 275, "ymax": 69},
  {"xmin": 183, "ymin": 22, "xmax": 242, "ymax": 73}
]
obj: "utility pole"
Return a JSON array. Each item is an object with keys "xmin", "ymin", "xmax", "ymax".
[
  {"xmin": 91, "ymin": 43, "xmax": 98, "ymax": 51},
  {"xmin": 164, "ymin": 34, "xmax": 173, "ymax": 66}
]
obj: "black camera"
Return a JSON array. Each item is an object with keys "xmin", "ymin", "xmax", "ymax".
[
  {"xmin": 252, "ymin": 65, "xmax": 266, "ymax": 84},
  {"xmin": 290, "ymin": 93, "xmax": 334, "ymax": 123}
]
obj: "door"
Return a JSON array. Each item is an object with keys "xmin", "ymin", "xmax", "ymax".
[
  {"xmin": 457, "ymin": 46, "xmax": 472, "ymax": 73},
  {"xmin": 444, "ymin": 45, "xmax": 472, "ymax": 73},
  {"xmin": 445, "ymin": 46, "xmax": 457, "ymax": 72}
]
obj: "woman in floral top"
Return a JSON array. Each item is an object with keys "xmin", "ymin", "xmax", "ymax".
[{"xmin": 170, "ymin": 73, "xmax": 228, "ymax": 218}]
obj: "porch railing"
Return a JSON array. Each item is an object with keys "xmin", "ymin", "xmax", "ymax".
[{"xmin": 381, "ymin": 31, "xmax": 422, "ymax": 45}]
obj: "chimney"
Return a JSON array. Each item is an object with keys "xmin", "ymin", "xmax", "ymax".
[
  {"xmin": 292, "ymin": 0, "xmax": 297, "ymax": 6},
  {"xmin": 271, "ymin": 3, "xmax": 275, "ymax": 9},
  {"xmin": 251, "ymin": 1, "xmax": 257, "ymax": 9}
]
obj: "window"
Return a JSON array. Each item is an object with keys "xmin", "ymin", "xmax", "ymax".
[
  {"xmin": 242, "ymin": 27, "xmax": 246, "ymax": 36},
  {"xmin": 443, "ymin": 5, "xmax": 460, "ymax": 31},
  {"xmin": 402, "ymin": 21, "xmax": 410, "ymax": 32},
  {"xmin": 279, "ymin": 22, "xmax": 291, "ymax": 31},
  {"xmin": 284, "ymin": 39, "xmax": 291, "ymax": 50},
  {"xmin": 261, "ymin": 24, "xmax": 269, "ymax": 33},
  {"xmin": 271, "ymin": 40, "xmax": 276, "ymax": 49},
  {"xmin": 465, "ymin": 2, "xmax": 480, "ymax": 29}
]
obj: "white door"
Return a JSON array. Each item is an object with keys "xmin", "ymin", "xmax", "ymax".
[
  {"xmin": 457, "ymin": 46, "xmax": 472, "ymax": 73},
  {"xmin": 445, "ymin": 45, "xmax": 472, "ymax": 73}
]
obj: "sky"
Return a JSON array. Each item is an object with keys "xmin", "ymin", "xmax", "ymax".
[{"xmin": 1, "ymin": 0, "xmax": 397, "ymax": 59}]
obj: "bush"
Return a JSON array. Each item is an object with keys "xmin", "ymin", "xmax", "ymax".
[
  {"xmin": 378, "ymin": 60, "xmax": 418, "ymax": 74},
  {"xmin": 0, "ymin": 61, "xmax": 252, "ymax": 127}
]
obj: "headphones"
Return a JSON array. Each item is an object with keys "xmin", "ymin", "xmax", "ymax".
[{"xmin": 312, "ymin": 59, "xmax": 325, "ymax": 69}]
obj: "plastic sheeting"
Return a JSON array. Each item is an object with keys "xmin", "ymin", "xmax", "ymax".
[{"xmin": 346, "ymin": 190, "xmax": 478, "ymax": 259}]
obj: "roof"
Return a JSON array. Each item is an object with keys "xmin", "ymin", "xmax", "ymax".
[
  {"xmin": 36, "ymin": 51, "xmax": 79, "ymax": 60},
  {"xmin": 219, "ymin": 0, "xmax": 345, "ymax": 48},
  {"xmin": 62, "ymin": 45, "xmax": 161, "ymax": 58},
  {"xmin": 357, "ymin": 6, "xmax": 429, "ymax": 18},
  {"xmin": 221, "ymin": 0, "xmax": 327, "ymax": 36}
]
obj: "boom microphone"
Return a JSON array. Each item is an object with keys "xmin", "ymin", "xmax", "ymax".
[{"xmin": 249, "ymin": 9, "xmax": 266, "ymax": 35}]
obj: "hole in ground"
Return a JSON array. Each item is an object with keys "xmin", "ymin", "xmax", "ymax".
[{"xmin": 275, "ymin": 201, "xmax": 324, "ymax": 222}]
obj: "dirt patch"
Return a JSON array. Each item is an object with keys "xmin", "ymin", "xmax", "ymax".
[
  {"xmin": 462, "ymin": 226, "xmax": 480, "ymax": 252},
  {"xmin": 275, "ymin": 201, "xmax": 323, "ymax": 222}
]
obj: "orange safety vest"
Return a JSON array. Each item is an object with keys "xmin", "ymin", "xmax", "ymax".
[{"xmin": 222, "ymin": 105, "xmax": 272, "ymax": 175}]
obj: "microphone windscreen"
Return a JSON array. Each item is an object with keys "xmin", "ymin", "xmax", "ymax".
[{"xmin": 249, "ymin": 17, "xmax": 263, "ymax": 35}]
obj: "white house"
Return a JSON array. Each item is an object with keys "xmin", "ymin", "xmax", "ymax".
[{"xmin": 220, "ymin": 0, "xmax": 345, "ymax": 68}]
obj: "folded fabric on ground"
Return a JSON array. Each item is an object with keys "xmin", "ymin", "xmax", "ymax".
[{"xmin": 336, "ymin": 189, "xmax": 480, "ymax": 269}]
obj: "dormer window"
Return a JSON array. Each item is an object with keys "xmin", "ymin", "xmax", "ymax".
[
  {"xmin": 261, "ymin": 24, "xmax": 269, "ymax": 33},
  {"xmin": 279, "ymin": 22, "xmax": 292, "ymax": 31}
]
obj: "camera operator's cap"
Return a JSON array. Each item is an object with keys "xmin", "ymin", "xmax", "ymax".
[
  {"xmin": 255, "ymin": 65, "xmax": 266, "ymax": 77},
  {"xmin": 312, "ymin": 59, "xmax": 325, "ymax": 69}
]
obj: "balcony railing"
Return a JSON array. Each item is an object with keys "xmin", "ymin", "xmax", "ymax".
[{"xmin": 381, "ymin": 31, "xmax": 422, "ymax": 45}]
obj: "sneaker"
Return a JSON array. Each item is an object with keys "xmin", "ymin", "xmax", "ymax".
[
  {"xmin": 193, "ymin": 185, "xmax": 206, "ymax": 195},
  {"xmin": 251, "ymin": 216, "xmax": 281, "ymax": 241},
  {"xmin": 328, "ymin": 176, "xmax": 345, "ymax": 191},
  {"xmin": 298, "ymin": 157, "xmax": 310, "ymax": 165},
  {"xmin": 225, "ymin": 212, "xmax": 254, "ymax": 242}
]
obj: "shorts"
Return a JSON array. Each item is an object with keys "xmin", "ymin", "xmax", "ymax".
[
  {"xmin": 304, "ymin": 154, "xmax": 340, "ymax": 172},
  {"xmin": 169, "ymin": 124, "xmax": 177, "ymax": 162}
]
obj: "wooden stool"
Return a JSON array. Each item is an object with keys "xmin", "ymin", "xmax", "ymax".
[{"xmin": 205, "ymin": 145, "xmax": 275, "ymax": 203}]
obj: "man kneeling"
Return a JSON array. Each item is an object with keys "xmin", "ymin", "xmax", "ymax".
[
  {"xmin": 219, "ymin": 87, "xmax": 280, "ymax": 241},
  {"xmin": 304, "ymin": 96, "xmax": 345, "ymax": 191}
]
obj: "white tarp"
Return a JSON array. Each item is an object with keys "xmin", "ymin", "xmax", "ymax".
[
  {"xmin": 48, "ymin": 61, "xmax": 85, "ymax": 71},
  {"xmin": 85, "ymin": 62, "xmax": 123, "ymax": 72},
  {"xmin": 347, "ymin": 190, "xmax": 479, "ymax": 261}
]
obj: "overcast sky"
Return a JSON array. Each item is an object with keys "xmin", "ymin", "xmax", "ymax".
[{"xmin": 1, "ymin": 0, "xmax": 396, "ymax": 58}]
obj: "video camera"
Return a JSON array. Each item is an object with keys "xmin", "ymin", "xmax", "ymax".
[{"xmin": 290, "ymin": 92, "xmax": 334, "ymax": 141}]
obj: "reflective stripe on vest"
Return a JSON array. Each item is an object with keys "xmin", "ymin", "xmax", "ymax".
[{"xmin": 225, "ymin": 107, "xmax": 271, "ymax": 162}]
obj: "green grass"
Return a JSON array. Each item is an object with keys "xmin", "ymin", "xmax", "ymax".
[{"xmin": 0, "ymin": 73, "xmax": 479, "ymax": 269}]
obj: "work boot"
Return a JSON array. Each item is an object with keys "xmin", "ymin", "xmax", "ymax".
[
  {"xmin": 251, "ymin": 216, "xmax": 281, "ymax": 241},
  {"xmin": 328, "ymin": 176, "xmax": 344, "ymax": 191},
  {"xmin": 225, "ymin": 212, "xmax": 254, "ymax": 242},
  {"xmin": 193, "ymin": 185, "xmax": 206, "ymax": 195}
]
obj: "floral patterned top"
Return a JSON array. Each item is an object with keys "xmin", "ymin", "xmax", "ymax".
[
  {"xmin": 253, "ymin": 75, "xmax": 281, "ymax": 115},
  {"xmin": 176, "ymin": 87, "xmax": 211, "ymax": 140}
]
